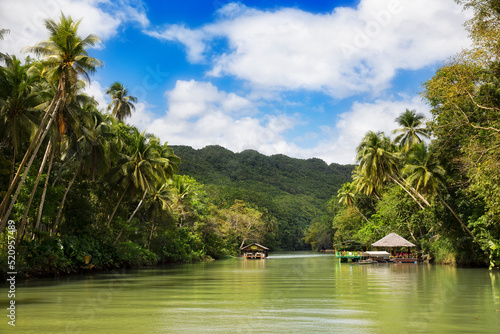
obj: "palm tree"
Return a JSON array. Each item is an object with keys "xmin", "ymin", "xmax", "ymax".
[
  {"xmin": 351, "ymin": 167, "xmax": 379, "ymax": 199},
  {"xmin": 107, "ymin": 128, "xmax": 161, "ymax": 227},
  {"xmin": 392, "ymin": 109, "xmax": 430, "ymax": 153},
  {"xmin": 356, "ymin": 131, "xmax": 425, "ymax": 209},
  {"xmin": 143, "ymin": 181, "xmax": 173, "ymax": 250},
  {"xmin": 78, "ymin": 107, "xmax": 114, "ymax": 181},
  {"xmin": 403, "ymin": 143, "xmax": 478, "ymax": 243},
  {"xmin": 0, "ymin": 55, "xmax": 41, "ymax": 184},
  {"xmin": 169, "ymin": 175, "xmax": 196, "ymax": 227},
  {"xmin": 356, "ymin": 131, "xmax": 398, "ymax": 189},
  {"xmin": 0, "ymin": 14, "xmax": 102, "ymax": 229},
  {"xmin": 403, "ymin": 143, "xmax": 445, "ymax": 198},
  {"xmin": 106, "ymin": 82, "xmax": 137, "ymax": 121},
  {"xmin": 337, "ymin": 182, "xmax": 372, "ymax": 225},
  {"xmin": 0, "ymin": 29, "xmax": 9, "ymax": 62}
]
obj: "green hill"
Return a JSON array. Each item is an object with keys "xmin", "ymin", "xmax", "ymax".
[{"xmin": 171, "ymin": 145, "xmax": 354, "ymax": 250}]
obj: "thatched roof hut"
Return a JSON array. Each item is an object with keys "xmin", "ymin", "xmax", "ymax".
[
  {"xmin": 240, "ymin": 243, "xmax": 269, "ymax": 252},
  {"xmin": 241, "ymin": 243, "xmax": 269, "ymax": 259},
  {"xmin": 372, "ymin": 233, "xmax": 415, "ymax": 247}
]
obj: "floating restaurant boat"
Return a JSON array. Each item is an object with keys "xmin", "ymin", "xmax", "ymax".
[
  {"xmin": 241, "ymin": 243, "xmax": 269, "ymax": 259},
  {"xmin": 372, "ymin": 233, "xmax": 418, "ymax": 263},
  {"xmin": 334, "ymin": 240, "xmax": 367, "ymax": 263}
]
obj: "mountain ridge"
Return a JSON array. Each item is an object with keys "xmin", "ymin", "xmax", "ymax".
[{"xmin": 171, "ymin": 145, "xmax": 355, "ymax": 249}]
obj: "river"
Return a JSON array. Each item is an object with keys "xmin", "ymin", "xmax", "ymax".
[{"xmin": 1, "ymin": 252, "xmax": 499, "ymax": 333}]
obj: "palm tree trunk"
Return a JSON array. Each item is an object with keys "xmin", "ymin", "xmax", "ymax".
[
  {"xmin": 0, "ymin": 98, "xmax": 62, "ymax": 231},
  {"xmin": 395, "ymin": 171, "xmax": 432, "ymax": 206},
  {"xmin": 147, "ymin": 218, "xmax": 155, "ymax": 251},
  {"xmin": 407, "ymin": 222, "xmax": 418, "ymax": 243},
  {"xmin": 113, "ymin": 228, "xmax": 124, "ymax": 246},
  {"xmin": 8, "ymin": 146, "xmax": 15, "ymax": 190},
  {"xmin": 0, "ymin": 147, "xmax": 14, "ymax": 220},
  {"xmin": 52, "ymin": 171, "xmax": 78, "ymax": 236},
  {"xmin": 438, "ymin": 194, "xmax": 479, "ymax": 245},
  {"xmin": 34, "ymin": 147, "xmax": 55, "ymax": 234},
  {"xmin": 387, "ymin": 174, "xmax": 426, "ymax": 210},
  {"xmin": 107, "ymin": 188, "xmax": 127, "ymax": 228},
  {"xmin": 353, "ymin": 205, "xmax": 371, "ymax": 225},
  {"xmin": 127, "ymin": 190, "xmax": 148, "ymax": 223},
  {"xmin": 17, "ymin": 142, "xmax": 52, "ymax": 243},
  {"xmin": 352, "ymin": 205, "xmax": 381, "ymax": 233},
  {"xmin": 0, "ymin": 96, "xmax": 59, "ymax": 220},
  {"xmin": 114, "ymin": 190, "xmax": 148, "ymax": 247}
]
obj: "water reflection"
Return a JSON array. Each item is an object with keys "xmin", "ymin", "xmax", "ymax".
[{"xmin": 1, "ymin": 252, "xmax": 499, "ymax": 333}]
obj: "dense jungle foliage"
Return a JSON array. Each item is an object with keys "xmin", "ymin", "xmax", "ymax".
[
  {"xmin": 318, "ymin": 0, "xmax": 500, "ymax": 269},
  {"xmin": 171, "ymin": 145, "xmax": 353, "ymax": 250},
  {"xmin": 1, "ymin": 0, "xmax": 500, "ymax": 278},
  {"xmin": 0, "ymin": 15, "xmax": 350, "ymax": 278}
]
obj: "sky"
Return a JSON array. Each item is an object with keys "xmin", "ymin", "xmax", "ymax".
[{"xmin": 0, "ymin": 0, "xmax": 472, "ymax": 164}]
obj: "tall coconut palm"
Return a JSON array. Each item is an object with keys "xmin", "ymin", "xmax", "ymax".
[
  {"xmin": 106, "ymin": 81, "xmax": 137, "ymax": 121},
  {"xmin": 403, "ymin": 143, "xmax": 445, "ymax": 198},
  {"xmin": 351, "ymin": 167, "xmax": 379, "ymax": 199},
  {"xmin": 403, "ymin": 143, "xmax": 478, "ymax": 243},
  {"xmin": 0, "ymin": 55, "xmax": 41, "ymax": 184},
  {"xmin": 169, "ymin": 175, "xmax": 197, "ymax": 227},
  {"xmin": 143, "ymin": 181, "xmax": 173, "ymax": 250},
  {"xmin": 356, "ymin": 131, "xmax": 398, "ymax": 189},
  {"xmin": 78, "ymin": 107, "xmax": 114, "ymax": 182},
  {"xmin": 356, "ymin": 131, "xmax": 425, "ymax": 209},
  {"xmin": 107, "ymin": 128, "xmax": 161, "ymax": 227},
  {"xmin": 337, "ymin": 182, "xmax": 372, "ymax": 225},
  {"xmin": 392, "ymin": 109, "xmax": 430, "ymax": 153},
  {"xmin": 0, "ymin": 14, "xmax": 102, "ymax": 229}
]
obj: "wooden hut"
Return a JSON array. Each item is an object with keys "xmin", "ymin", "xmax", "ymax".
[
  {"xmin": 372, "ymin": 233, "xmax": 417, "ymax": 263},
  {"xmin": 241, "ymin": 243, "xmax": 269, "ymax": 259}
]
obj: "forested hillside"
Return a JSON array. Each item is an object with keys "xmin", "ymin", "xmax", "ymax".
[{"xmin": 171, "ymin": 145, "xmax": 354, "ymax": 250}]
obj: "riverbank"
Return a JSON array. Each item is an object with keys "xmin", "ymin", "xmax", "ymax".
[{"xmin": 0, "ymin": 234, "xmax": 238, "ymax": 281}]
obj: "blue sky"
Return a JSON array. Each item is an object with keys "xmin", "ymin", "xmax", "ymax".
[{"xmin": 0, "ymin": 0, "xmax": 471, "ymax": 164}]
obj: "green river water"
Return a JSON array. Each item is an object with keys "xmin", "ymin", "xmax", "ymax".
[{"xmin": 1, "ymin": 252, "xmax": 500, "ymax": 333}]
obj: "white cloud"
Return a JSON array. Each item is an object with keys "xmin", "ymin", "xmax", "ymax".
[
  {"xmin": 148, "ymin": 0, "xmax": 470, "ymax": 99},
  {"xmin": 0, "ymin": 0, "xmax": 148, "ymax": 57},
  {"xmin": 307, "ymin": 96, "xmax": 431, "ymax": 164},
  {"xmin": 83, "ymin": 80, "xmax": 109, "ymax": 109},
  {"xmin": 129, "ymin": 79, "xmax": 302, "ymax": 155}
]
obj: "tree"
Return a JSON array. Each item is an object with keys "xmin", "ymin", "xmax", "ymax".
[
  {"xmin": 402, "ymin": 143, "xmax": 478, "ymax": 242},
  {"xmin": 143, "ymin": 181, "xmax": 173, "ymax": 250},
  {"xmin": 356, "ymin": 131, "xmax": 427, "ymax": 209},
  {"xmin": 0, "ymin": 14, "xmax": 102, "ymax": 229},
  {"xmin": 403, "ymin": 143, "xmax": 445, "ymax": 199},
  {"xmin": 356, "ymin": 131, "xmax": 398, "ymax": 190},
  {"xmin": 337, "ymin": 182, "xmax": 371, "ymax": 225},
  {"xmin": 219, "ymin": 200, "xmax": 266, "ymax": 249},
  {"xmin": 455, "ymin": 0, "xmax": 500, "ymax": 60},
  {"xmin": 0, "ymin": 56, "xmax": 40, "ymax": 184},
  {"xmin": 106, "ymin": 81, "xmax": 137, "ymax": 121},
  {"xmin": 0, "ymin": 29, "xmax": 9, "ymax": 62},
  {"xmin": 392, "ymin": 109, "xmax": 430, "ymax": 153}
]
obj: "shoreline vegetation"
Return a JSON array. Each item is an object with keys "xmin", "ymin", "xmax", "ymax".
[{"xmin": 1, "ymin": 0, "xmax": 500, "ymax": 279}]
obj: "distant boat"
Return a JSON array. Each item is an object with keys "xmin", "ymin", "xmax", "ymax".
[{"xmin": 240, "ymin": 243, "xmax": 269, "ymax": 259}]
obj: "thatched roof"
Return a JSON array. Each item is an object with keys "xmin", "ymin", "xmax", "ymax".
[
  {"xmin": 372, "ymin": 233, "xmax": 415, "ymax": 247},
  {"xmin": 240, "ymin": 243, "xmax": 269, "ymax": 251}
]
